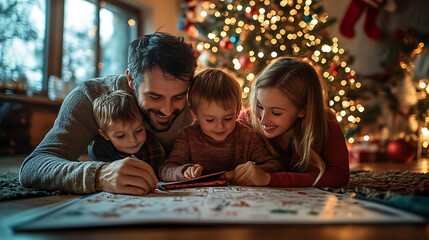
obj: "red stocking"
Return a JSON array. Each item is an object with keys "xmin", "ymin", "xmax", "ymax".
[
  {"xmin": 339, "ymin": 0, "xmax": 366, "ymax": 38},
  {"xmin": 364, "ymin": 5, "xmax": 382, "ymax": 40}
]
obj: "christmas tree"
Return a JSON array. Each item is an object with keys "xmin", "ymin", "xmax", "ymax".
[
  {"xmin": 179, "ymin": 0, "xmax": 362, "ymax": 139},
  {"xmin": 363, "ymin": 27, "xmax": 428, "ymax": 158}
]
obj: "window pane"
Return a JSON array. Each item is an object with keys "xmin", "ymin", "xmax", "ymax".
[
  {"xmin": 0, "ymin": 0, "xmax": 46, "ymax": 93},
  {"xmin": 62, "ymin": 0, "xmax": 96, "ymax": 85},
  {"xmin": 100, "ymin": 2, "xmax": 138, "ymax": 77}
]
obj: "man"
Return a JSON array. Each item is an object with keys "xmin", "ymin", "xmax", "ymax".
[{"xmin": 19, "ymin": 32, "xmax": 197, "ymax": 195}]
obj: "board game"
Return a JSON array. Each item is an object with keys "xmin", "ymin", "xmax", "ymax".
[{"xmin": 10, "ymin": 186, "xmax": 423, "ymax": 230}]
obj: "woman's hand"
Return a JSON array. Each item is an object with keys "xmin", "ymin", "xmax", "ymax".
[
  {"xmin": 184, "ymin": 164, "xmax": 203, "ymax": 179},
  {"xmin": 95, "ymin": 156, "xmax": 158, "ymax": 195},
  {"xmin": 231, "ymin": 161, "xmax": 271, "ymax": 186}
]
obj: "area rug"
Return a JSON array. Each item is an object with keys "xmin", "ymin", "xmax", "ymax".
[
  {"xmin": 1, "ymin": 170, "xmax": 428, "ymax": 201},
  {"xmin": 322, "ymin": 169, "xmax": 429, "ymax": 200},
  {"xmin": 322, "ymin": 169, "xmax": 429, "ymax": 218},
  {"xmin": 0, "ymin": 172, "xmax": 63, "ymax": 201}
]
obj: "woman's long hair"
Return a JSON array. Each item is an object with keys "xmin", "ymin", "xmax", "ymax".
[{"xmin": 250, "ymin": 57, "xmax": 328, "ymax": 185}]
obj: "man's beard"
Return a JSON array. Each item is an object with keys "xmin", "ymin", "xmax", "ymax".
[{"xmin": 142, "ymin": 108, "xmax": 182, "ymax": 132}]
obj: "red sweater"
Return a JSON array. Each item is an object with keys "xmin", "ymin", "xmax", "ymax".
[
  {"xmin": 238, "ymin": 109, "xmax": 350, "ymax": 188},
  {"xmin": 159, "ymin": 121, "xmax": 284, "ymax": 182}
]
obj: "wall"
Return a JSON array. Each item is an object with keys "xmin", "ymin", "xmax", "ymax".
[{"xmin": 122, "ymin": 0, "xmax": 182, "ymax": 36}]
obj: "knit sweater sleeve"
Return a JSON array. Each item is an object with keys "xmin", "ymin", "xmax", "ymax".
[
  {"xmin": 158, "ymin": 128, "xmax": 193, "ymax": 182},
  {"xmin": 19, "ymin": 81, "xmax": 110, "ymax": 194},
  {"xmin": 248, "ymin": 131, "xmax": 284, "ymax": 173},
  {"xmin": 268, "ymin": 112, "xmax": 350, "ymax": 188}
]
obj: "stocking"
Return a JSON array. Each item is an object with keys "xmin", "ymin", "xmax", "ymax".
[
  {"xmin": 339, "ymin": 0, "xmax": 366, "ymax": 38},
  {"xmin": 364, "ymin": 4, "xmax": 382, "ymax": 40}
]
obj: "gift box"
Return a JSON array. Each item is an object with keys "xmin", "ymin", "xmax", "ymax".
[{"xmin": 348, "ymin": 140, "xmax": 387, "ymax": 163}]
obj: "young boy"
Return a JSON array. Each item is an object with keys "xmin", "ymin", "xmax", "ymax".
[
  {"xmin": 88, "ymin": 90, "xmax": 165, "ymax": 171},
  {"xmin": 158, "ymin": 68, "xmax": 283, "ymax": 182}
]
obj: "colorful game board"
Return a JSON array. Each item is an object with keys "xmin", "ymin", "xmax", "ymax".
[{"xmin": 10, "ymin": 186, "xmax": 423, "ymax": 230}]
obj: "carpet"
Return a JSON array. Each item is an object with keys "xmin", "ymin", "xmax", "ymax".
[
  {"xmin": 1, "ymin": 170, "xmax": 428, "ymax": 201},
  {"xmin": 322, "ymin": 169, "xmax": 429, "ymax": 200},
  {"xmin": 0, "ymin": 172, "xmax": 63, "ymax": 201},
  {"xmin": 322, "ymin": 170, "xmax": 429, "ymax": 218}
]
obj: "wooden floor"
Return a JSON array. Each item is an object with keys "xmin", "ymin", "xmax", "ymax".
[{"xmin": 350, "ymin": 157, "xmax": 429, "ymax": 173}]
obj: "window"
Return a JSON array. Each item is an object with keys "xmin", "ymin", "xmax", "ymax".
[
  {"xmin": 0, "ymin": 0, "xmax": 46, "ymax": 92},
  {"xmin": 0, "ymin": 0, "xmax": 140, "ymax": 95},
  {"xmin": 100, "ymin": 2, "xmax": 138, "ymax": 77},
  {"xmin": 62, "ymin": 0, "xmax": 97, "ymax": 85}
]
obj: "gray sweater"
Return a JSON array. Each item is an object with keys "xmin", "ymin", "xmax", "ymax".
[{"xmin": 19, "ymin": 75, "xmax": 193, "ymax": 194}]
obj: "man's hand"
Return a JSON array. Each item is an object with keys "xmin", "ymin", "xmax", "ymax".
[
  {"xmin": 95, "ymin": 156, "xmax": 158, "ymax": 195},
  {"xmin": 184, "ymin": 164, "xmax": 203, "ymax": 179},
  {"xmin": 231, "ymin": 161, "xmax": 271, "ymax": 186}
]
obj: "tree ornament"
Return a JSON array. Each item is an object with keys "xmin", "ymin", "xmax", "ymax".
[
  {"xmin": 304, "ymin": 14, "xmax": 313, "ymax": 23},
  {"xmin": 230, "ymin": 36, "xmax": 239, "ymax": 45},
  {"xmin": 178, "ymin": 14, "xmax": 187, "ymax": 30},
  {"xmin": 246, "ymin": 6, "xmax": 258, "ymax": 18},
  {"xmin": 183, "ymin": 22, "xmax": 198, "ymax": 37},
  {"xmin": 386, "ymin": 139, "xmax": 415, "ymax": 163},
  {"xmin": 219, "ymin": 38, "xmax": 234, "ymax": 51},
  {"xmin": 330, "ymin": 63, "xmax": 339, "ymax": 72},
  {"xmin": 324, "ymin": 28, "xmax": 331, "ymax": 37},
  {"xmin": 239, "ymin": 54, "xmax": 253, "ymax": 70}
]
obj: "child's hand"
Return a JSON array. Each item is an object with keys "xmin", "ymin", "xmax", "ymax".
[
  {"xmin": 231, "ymin": 161, "xmax": 271, "ymax": 186},
  {"xmin": 184, "ymin": 164, "xmax": 203, "ymax": 179},
  {"xmin": 223, "ymin": 170, "xmax": 235, "ymax": 182}
]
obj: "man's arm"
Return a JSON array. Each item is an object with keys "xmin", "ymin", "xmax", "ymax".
[
  {"xmin": 20, "ymin": 78, "xmax": 159, "ymax": 195},
  {"xmin": 19, "ymin": 84, "xmax": 106, "ymax": 194}
]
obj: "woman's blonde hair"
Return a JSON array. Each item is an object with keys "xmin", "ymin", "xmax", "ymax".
[
  {"xmin": 250, "ymin": 57, "xmax": 328, "ymax": 185},
  {"xmin": 93, "ymin": 90, "xmax": 142, "ymax": 132},
  {"xmin": 188, "ymin": 68, "xmax": 242, "ymax": 114}
]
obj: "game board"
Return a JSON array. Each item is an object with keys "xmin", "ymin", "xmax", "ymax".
[{"xmin": 10, "ymin": 186, "xmax": 423, "ymax": 230}]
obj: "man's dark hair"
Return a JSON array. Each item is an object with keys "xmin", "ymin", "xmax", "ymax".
[{"xmin": 127, "ymin": 32, "xmax": 197, "ymax": 92}]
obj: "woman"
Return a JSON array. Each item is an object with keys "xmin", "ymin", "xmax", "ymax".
[{"xmin": 231, "ymin": 57, "xmax": 349, "ymax": 188}]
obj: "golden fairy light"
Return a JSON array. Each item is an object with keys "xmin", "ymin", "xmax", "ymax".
[{"xmin": 128, "ymin": 19, "xmax": 136, "ymax": 26}]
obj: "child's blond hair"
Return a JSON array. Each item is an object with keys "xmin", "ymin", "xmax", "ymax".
[
  {"xmin": 93, "ymin": 90, "xmax": 142, "ymax": 132},
  {"xmin": 188, "ymin": 68, "xmax": 242, "ymax": 114}
]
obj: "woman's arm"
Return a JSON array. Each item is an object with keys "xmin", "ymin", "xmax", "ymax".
[
  {"xmin": 234, "ymin": 112, "xmax": 350, "ymax": 188},
  {"xmin": 269, "ymin": 114, "xmax": 350, "ymax": 188}
]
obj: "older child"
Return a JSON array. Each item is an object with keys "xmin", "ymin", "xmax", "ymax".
[
  {"xmin": 158, "ymin": 68, "xmax": 283, "ymax": 182},
  {"xmin": 233, "ymin": 57, "xmax": 350, "ymax": 188},
  {"xmin": 89, "ymin": 90, "xmax": 165, "ymax": 171}
]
